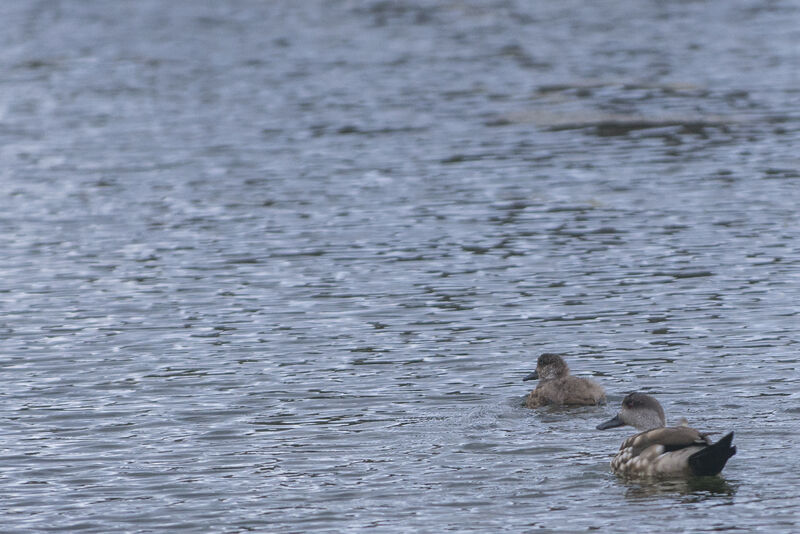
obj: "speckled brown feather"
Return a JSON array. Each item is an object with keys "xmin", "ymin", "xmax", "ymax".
[{"xmin": 609, "ymin": 424, "xmax": 732, "ymax": 478}]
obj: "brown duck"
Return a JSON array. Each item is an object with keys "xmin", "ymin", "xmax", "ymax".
[
  {"xmin": 597, "ymin": 392, "xmax": 736, "ymax": 477},
  {"xmin": 523, "ymin": 353, "xmax": 606, "ymax": 408}
]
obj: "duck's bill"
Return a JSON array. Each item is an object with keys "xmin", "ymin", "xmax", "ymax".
[
  {"xmin": 522, "ymin": 370, "xmax": 539, "ymax": 381},
  {"xmin": 596, "ymin": 414, "xmax": 624, "ymax": 430}
]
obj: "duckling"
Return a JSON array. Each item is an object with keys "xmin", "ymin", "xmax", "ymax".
[
  {"xmin": 597, "ymin": 392, "xmax": 736, "ymax": 477},
  {"xmin": 523, "ymin": 353, "xmax": 606, "ymax": 408}
]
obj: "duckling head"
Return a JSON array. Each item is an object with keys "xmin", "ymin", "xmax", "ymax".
[{"xmin": 523, "ymin": 353, "xmax": 570, "ymax": 382}]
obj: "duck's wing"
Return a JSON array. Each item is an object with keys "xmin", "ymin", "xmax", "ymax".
[{"xmin": 621, "ymin": 426, "xmax": 712, "ymax": 456}]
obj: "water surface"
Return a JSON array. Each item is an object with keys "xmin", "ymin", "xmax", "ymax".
[{"xmin": 1, "ymin": 1, "xmax": 799, "ymax": 532}]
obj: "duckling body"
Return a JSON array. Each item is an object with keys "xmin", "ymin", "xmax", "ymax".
[
  {"xmin": 523, "ymin": 353, "xmax": 605, "ymax": 408},
  {"xmin": 597, "ymin": 393, "xmax": 736, "ymax": 478}
]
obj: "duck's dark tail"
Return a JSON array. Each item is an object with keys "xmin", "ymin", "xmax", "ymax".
[{"xmin": 688, "ymin": 431, "xmax": 736, "ymax": 476}]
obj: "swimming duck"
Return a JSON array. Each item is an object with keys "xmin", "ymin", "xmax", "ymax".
[
  {"xmin": 596, "ymin": 392, "xmax": 736, "ymax": 477},
  {"xmin": 523, "ymin": 353, "xmax": 606, "ymax": 408}
]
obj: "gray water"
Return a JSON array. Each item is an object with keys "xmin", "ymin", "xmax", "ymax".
[{"xmin": 1, "ymin": 1, "xmax": 799, "ymax": 532}]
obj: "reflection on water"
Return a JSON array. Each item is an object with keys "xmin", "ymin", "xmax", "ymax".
[{"xmin": 623, "ymin": 476, "xmax": 738, "ymax": 501}]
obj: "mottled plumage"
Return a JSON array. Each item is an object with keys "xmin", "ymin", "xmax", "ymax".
[
  {"xmin": 523, "ymin": 353, "xmax": 605, "ymax": 408},
  {"xmin": 597, "ymin": 393, "xmax": 736, "ymax": 477}
]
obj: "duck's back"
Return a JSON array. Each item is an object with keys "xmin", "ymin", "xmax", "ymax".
[
  {"xmin": 526, "ymin": 376, "xmax": 605, "ymax": 408},
  {"xmin": 611, "ymin": 426, "xmax": 714, "ymax": 477}
]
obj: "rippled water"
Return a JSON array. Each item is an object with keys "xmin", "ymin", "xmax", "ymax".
[{"xmin": 1, "ymin": 1, "xmax": 799, "ymax": 532}]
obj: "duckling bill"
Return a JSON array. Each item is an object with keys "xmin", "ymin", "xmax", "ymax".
[
  {"xmin": 523, "ymin": 353, "xmax": 605, "ymax": 408},
  {"xmin": 597, "ymin": 392, "xmax": 736, "ymax": 478}
]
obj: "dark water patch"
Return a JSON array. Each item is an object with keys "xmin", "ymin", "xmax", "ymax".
[
  {"xmin": 763, "ymin": 168, "xmax": 800, "ymax": 179},
  {"xmin": 551, "ymin": 117, "xmax": 732, "ymax": 137},
  {"xmin": 652, "ymin": 270, "xmax": 715, "ymax": 279}
]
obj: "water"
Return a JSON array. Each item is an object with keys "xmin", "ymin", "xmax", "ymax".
[{"xmin": 1, "ymin": 1, "xmax": 799, "ymax": 532}]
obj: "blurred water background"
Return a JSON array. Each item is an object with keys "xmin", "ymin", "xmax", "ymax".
[{"xmin": 1, "ymin": 1, "xmax": 799, "ymax": 532}]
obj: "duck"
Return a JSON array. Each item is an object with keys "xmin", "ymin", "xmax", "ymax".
[
  {"xmin": 596, "ymin": 392, "xmax": 736, "ymax": 477},
  {"xmin": 523, "ymin": 353, "xmax": 606, "ymax": 408}
]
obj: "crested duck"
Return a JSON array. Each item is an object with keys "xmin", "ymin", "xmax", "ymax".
[{"xmin": 597, "ymin": 392, "xmax": 736, "ymax": 477}]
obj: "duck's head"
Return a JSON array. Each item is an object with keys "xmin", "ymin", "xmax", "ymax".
[
  {"xmin": 596, "ymin": 392, "xmax": 666, "ymax": 431},
  {"xmin": 523, "ymin": 353, "xmax": 569, "ymax": 382}
]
